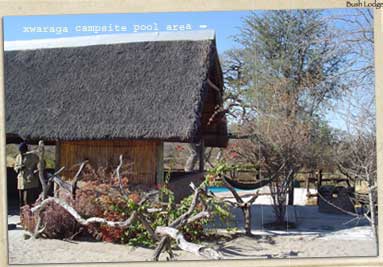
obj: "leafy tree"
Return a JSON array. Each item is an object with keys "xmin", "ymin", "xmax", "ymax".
[{"xmin": 222, "ymin": 10, "xmax": 348, "ymax": 225}]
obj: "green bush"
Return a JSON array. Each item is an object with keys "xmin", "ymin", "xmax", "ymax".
[
  {"xmin": 22, "ymin": 161, "xmax": 232, "ymax": 247},
  {"xmin": 75, "ymin": 178, "xmax": 231, "ymax": 247}
]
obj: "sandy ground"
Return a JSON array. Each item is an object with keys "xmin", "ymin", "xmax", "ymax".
[{"xmin": 7, "ymin": 188, "xmax": 377, "ymax": 264}]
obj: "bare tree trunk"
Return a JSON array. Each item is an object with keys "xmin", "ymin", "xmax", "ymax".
[
  {"xmin": 269, "ymin": 168, "xmax": 294, "ymax": 225},
  {"xmin": 221, "ymin": 175, "xmax": 258, "ymax": 236},
  {"xmin": 288, "ymin": 178, "xmax": 294, "ymax": 205},
  {"xmin": 242, "ymin": 204, "xmax": 252, "ymax": 235}
]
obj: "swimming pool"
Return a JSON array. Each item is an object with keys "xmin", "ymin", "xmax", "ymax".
[{"xmin": 207, "ymin": 186, "xmax": 253, "ymax": 193}]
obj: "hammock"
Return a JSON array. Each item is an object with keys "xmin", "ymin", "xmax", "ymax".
[
  {"xmin": 221, "ymin": 163, "xmax": 286, "ymax": 191},
  {"xmin": 224, "ymin": 176, "xmax": 275, "ymax": 190}
]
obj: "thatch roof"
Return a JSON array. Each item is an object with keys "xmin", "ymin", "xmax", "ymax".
[{"xmin": 5, "ymin": 31, "xmax": 228, "ymax": 147}]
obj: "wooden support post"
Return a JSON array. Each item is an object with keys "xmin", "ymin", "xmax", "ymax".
[
  {"xmin": 198, "ymin": 140, "xmax": 205, "ymax": 173},
  {"xmin": 156, "ymin": 142, "xmax": 164, "ymax": 185},
  {"xmin": 316, "ymin": 169, "xmax": 323, "ymax": 190},
  {"xmin": 54, "ymin": 141, "xmax": 61, "ymax": 197},
  {"xmin": 316, "ymin": 169, "xmax": 323, "ymax": 205}
]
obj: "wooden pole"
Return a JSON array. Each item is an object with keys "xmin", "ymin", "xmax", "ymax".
[
  {"xmin": 316, "ymin": 169, "xmax": 323, "ymax": 205},
  {"xmin": 156, "ymin": 142, "xmax": 164, "ymax": 185},
  {"xmin": 37, "ymin": 141, "xmax": 47, "ymax": 200},
  {"xmin": 317, "ymin": 169, "xmax": 323, "ymax": 189},
  {"xmin": 54, "ymin": 141, "xmax": 61, "ymax": 197},
  {"xmin": 198, "ymin": 140, "xmax": 205, "ymax": 173}
]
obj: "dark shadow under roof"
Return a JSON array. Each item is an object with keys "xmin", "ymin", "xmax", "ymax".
[{"xmin": 5, "ymin": 33, "xmax": 228, "ymax": 147}]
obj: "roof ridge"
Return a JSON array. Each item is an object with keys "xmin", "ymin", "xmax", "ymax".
[{"xmin": 4, "ymin": 30, "xmax": 216, "ymax": 51}]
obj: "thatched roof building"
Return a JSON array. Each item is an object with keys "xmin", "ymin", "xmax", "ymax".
[{"xmin": 4, "ymin": 30, "xmax": 227, "ymax": 148}]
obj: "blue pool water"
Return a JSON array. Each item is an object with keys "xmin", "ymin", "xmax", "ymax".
[{"xmin": 208, "ymin": 186, "xmax": 250, "ymax": 193}]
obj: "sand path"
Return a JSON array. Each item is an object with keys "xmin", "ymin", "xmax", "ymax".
[{"xmin": 7, "ymin": 188, "xmax": 377, "ymax": 264}]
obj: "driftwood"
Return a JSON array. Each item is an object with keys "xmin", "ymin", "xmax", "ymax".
[
  {"xmin": 71, "ymin": 160, "xmax": 88, "ymax": 198},
  {"xmin": 151, "ymin": 183, "xmax": 220, "ymax": 261},
  {"xmin": 32, "ymin": 197, "xmax": 138, "ymax": 228},
  {"xmin": 155, "ymin": 227, "xmax": 221, "ymax": 260},
  {"xmin": 32, "ymin": 186, "xmax": 159, "ymax": 226},
  {"xmin": 116, "ymin": 155, "xmax": 128, "ymax": 196},
  {"xmin": 30, "ymin": 189, "xmax": 159, "ymax": 242},
  {"xmin": 31, "ymin": 142, "xmax": 220, "ymax": 261},
  {"xmin": 50, "ymin": 160, "xmax": 87, "ymax": 198},
  {"xmin": 31, "ymin": 184, "xmax": 219, "ymax": 261},
  {"xmin": 32, "ymin": 212, "xmax": 46, "ymax": 239},
  {"xmin": 32, "ymin": 163, "xmax": 87, "ymax": 237}
]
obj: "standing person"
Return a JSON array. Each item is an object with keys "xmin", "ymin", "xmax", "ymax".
[{"xmin": 14, "ymin": 142, "xmax": 40, "ymax": 207}]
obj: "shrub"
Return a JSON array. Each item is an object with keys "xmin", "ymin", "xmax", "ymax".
[
  {"xmin": 20, "ymin": 200, "xmax": 80, "ymax": 239},
  {"xmin": 21, "ymin": 162, "xmax": 232, "ymax": 247}
]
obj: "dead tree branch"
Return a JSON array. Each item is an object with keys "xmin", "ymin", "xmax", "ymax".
[
  {"xmin": 116, "ymin": 154, "xmax": 128, "ymax": 196},
  {"xmin": 152, "ymin": 183, "xmax": 219, "ymax": 261},
  {"xmin": 31, "ymin": 197, "xmax": 138, "ymax": 228},
  {"xmin": 30, "ymin": 142, "xmax": 219, "ymax": 261},
  {"xmin": 72, "ymin": 160, "xmax": 88, "ymax": 198},
  {"xmin": 155, "ymin": 226, "xmax": 221, "ymax": 260}
]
